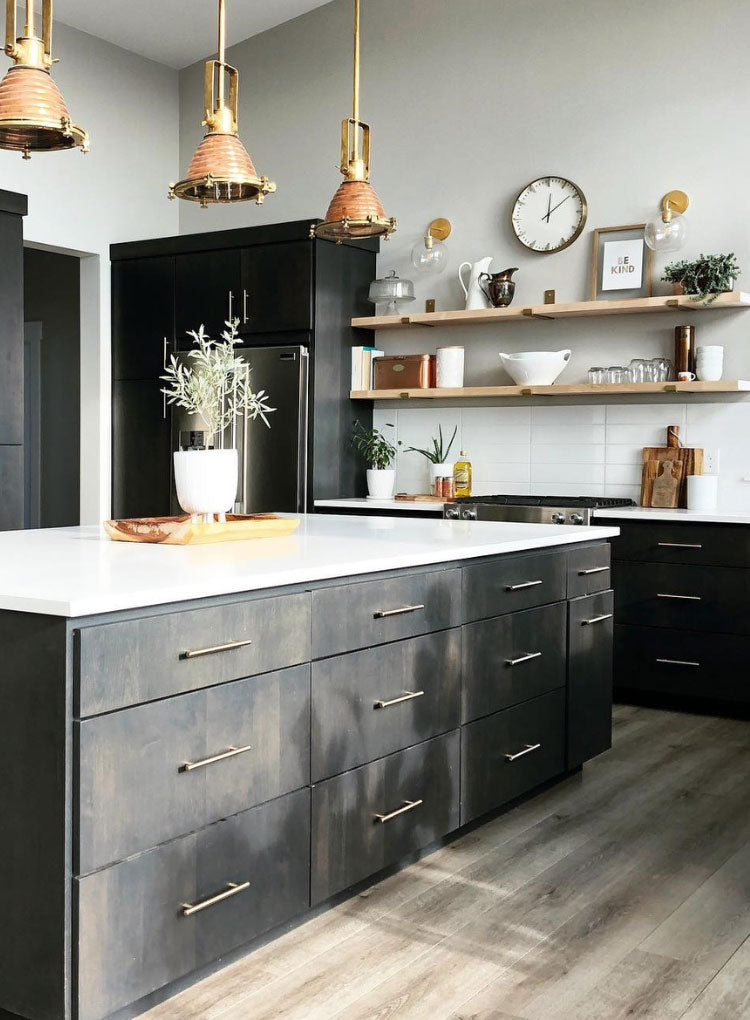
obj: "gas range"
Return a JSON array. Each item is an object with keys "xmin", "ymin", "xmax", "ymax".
[{"xmin": 443, "ymin": 494, "xmax": 636, "ymax": 526}]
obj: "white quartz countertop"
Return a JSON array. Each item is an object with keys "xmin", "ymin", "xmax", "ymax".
[
  {"xmin": 0, "ymin": 514, "xmax": 619, "ymax": 618},
  {"xmin": 592, "ymin": 506, "xmax": 750, "ymax": 524},
  {"xmin": 315, "ymin": 498, "xmax": 444, "ymax": 513}
]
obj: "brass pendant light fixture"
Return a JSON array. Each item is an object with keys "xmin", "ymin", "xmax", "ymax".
[
  {"xmin": 312, "ymin": 0, "xmax": 396, "ymax": 243},
  {"xmin": 169, "ymin": 0, "xmax": 275, "ymax": 209},
  {"xmin": 0, "ymin": 0, "xmax": 88, "ymax": 159}
]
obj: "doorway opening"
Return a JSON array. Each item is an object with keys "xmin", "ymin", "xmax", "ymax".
[{"xmin": 23, "ymin": 247, "xmax": 81, "ymax": 528}]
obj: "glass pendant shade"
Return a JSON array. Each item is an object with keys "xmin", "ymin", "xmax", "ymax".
[
  {"xmin": 0, "ymin": 0, "xmax": 88, "ymax": 159},
  {"xmin": 411, "ymin": 238, "xmax": 448, "ymax": 274},
  {"xmin": 170, "ymin": 0, "xmax": 275, "ymax": 208},
  {"xmin": 644, "ymin": 213, "xmax": 688, "ymax": 252}
]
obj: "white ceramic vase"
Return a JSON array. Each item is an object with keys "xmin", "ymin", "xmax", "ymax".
[
  {"xmin": 366, "ymin": 468, "xmax": 395, "ymax": 499},
  {"xmin": 173, "ymin": 449, "xmax": 238, "ymax": 519}
]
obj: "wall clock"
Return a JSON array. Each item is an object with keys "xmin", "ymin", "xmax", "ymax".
[{"xmin": 511, "ymin": 176, "xmax": 587, "ymax": 253}]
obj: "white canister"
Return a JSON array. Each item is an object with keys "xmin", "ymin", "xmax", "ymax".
[
  {"xmin": 687, "ymin": 474, "xmax": 718, "ymax": 511},
  {"xmin": 695, "ymin": 345, "xmax": 724, "ymax": 382},
  {"xmin": 436, "ymin": 346, "xmax": 465, "ymax": 388}
]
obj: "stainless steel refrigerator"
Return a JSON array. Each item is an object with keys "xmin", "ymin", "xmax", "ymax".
[{"xmin": 170, "ymin": 345, "xmax": 309, "ymax": 515}]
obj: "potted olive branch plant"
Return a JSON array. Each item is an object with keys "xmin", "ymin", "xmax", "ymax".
[
  {"xmin": 351, "ymin": 420, "xmax": 399, "ymax": 499},
  {"xmin": 162, "ymin": 319, "xmax": 275, "ymax": 520},
  {"xmin": 404, "ymin": 424, "xmax": 458, "ymax": 496},
  {"xmin": 662, "ymin": 253, "xmax": 740, "ymax": 305}
]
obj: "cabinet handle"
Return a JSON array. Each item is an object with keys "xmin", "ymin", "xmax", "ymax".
[
  {"xmin": 578, "ymin": 566, "xmax": 608, "ymax": 576},
  {"xmin": 581, "ymin": 613, "xmax": 613, "ymax": 626},
  {"xmin": 374, "ymin": 690, "xmax": 425, "ymax": 709},
  {"xmin": 656, "ymin": 658, "xmax": 701, "ymax": 667},
  {"xmin": 373, "ymin": 603, "xmax": 425, "ymax": 619},
  {"xmin": 180, "ymin": 638, "xmax": 253, "ymax": 659},
  {"xmin": 243, "ymin": 289, "xmax": 249, "ymax": 323},
  {"xmin": 182, "ymin": 881, "xmax": 250, "ymax": 917},
  {"xmin": 180, "ymin": 744, "xmax": 252, "ymax": 773},
  {"xmin": 656, "ymin": 593, "xmax": 702, "ymax": 601},
  {"xmin": 658, "ymin": 542, "xmax": 703, "ymax": 549},
  {"xmin": 505, "ymin": 651, "xmax": 542, "ymax": 667},
  {"xmin": 374, "ymin": 799, "xmax": 423, "ymax": 824},
  {"xmin": 505, "ymin": 743, "xmax": 541, "ymax": 762},
  {"xmin": 505, "ymin": 580, "xmax": 543, "ymax": 592},
  {"xmin": 228, "ymin": 290, "xmax": 234, "ymax": 322},
  {"xmin": 162, "ymin": 336, "xmax": 169, "ymax": 420}
]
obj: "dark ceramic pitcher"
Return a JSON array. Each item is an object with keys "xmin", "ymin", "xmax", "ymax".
[{"xmin": 479, "ymin": 267, "xmax": 518, "ymax": 308}]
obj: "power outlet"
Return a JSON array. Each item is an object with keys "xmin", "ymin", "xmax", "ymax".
[{"xmin": 703, "ymin": 447, "xmax": 720, "ymax": 474}]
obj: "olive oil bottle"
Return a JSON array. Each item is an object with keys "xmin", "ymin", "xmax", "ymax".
[{"xmin": 454, "ymin": 451, "xmax": 472, "ymax": 497}]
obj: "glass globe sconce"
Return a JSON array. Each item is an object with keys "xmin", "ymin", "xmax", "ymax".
[
  {"xmin": 411, "ymin": 217, "xmax": 452, "ymax": 274},
  {"xmin": 644, "ymin": 190, "xmax": 689, "ymax": 252}
]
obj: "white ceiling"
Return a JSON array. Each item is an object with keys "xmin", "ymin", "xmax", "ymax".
[{"xmin": 52, "ymin": 0, "xmax": 334, "ymax": 69}]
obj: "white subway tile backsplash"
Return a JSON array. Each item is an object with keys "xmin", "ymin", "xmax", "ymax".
[
  {"xmin": 603, "ymin": 444, "xmax": 645, "ymax": 466},
  {"xmin": 531, "ymin": 405, "xmax": 606, "ymax": 425},
  {"xmin": 532, "ymin": 425, "xmax": 606, "ymax": 446},
  {"xmin": 532, "ymin": 444, "xmax": 606, "ymax": 465},
  {"xmin": 470, "ymin": 443, "xmax": 530, "ymax": 464},
  {"xmin": 605, "ymin": 464, "xmax": 642, "ymax": 486},
  {"xmin": 604, "ymin": 424, "xmax": 672, "ymax": 447},
  {"xmin": 605, "ymin": 403, "xmax": 687, "ymax": 426},
  {"xmin": 531, "ymin": 463, "xmax": 606, "ymax": 485},
  {"xmin": 461, "ymin": 406, "xmax": 531, "ymax": 427},
  {"xmin": 474, "ymin": 462, "xmax": 531, "ymax": 483},
  {"xmin": 602, "ymin": 484, "xmax": 641, "ymax": 502},
  {"xmin": 530, "ymin": 481, "xmax": 606, "ymax": 497}
]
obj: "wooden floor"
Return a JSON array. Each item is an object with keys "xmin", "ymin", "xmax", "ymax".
[{"xmin": 142, "ymin": 705, "xmax": 750, "ymax": 1020}]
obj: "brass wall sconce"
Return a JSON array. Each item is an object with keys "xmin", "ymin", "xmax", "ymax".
[
  {"xmin": 644, "ymin": 190, "xmax": 689, "ymax": 252},
  {"xmin": 411, "ymin": 218, "xmax": 452, "ymax": 274}
]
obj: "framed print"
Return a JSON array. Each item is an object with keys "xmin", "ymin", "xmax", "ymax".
[{"xmin": 590, "ymin": 223, "xmax": 653, "ymax": 300}]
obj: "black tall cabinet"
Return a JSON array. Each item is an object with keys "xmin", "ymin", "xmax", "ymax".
[
  {"xmin": 111, "ymin": 220, "xmax": 377, "ymax": 520},
  {"xmin": 0, "ymin": 189, "xmax": 27, "ymax": 531}
]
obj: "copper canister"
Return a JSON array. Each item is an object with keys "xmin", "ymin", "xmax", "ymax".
[
  {"xmin": 373, "ymin": 354, "xmax": 436, "ymax": 389},
  {"xmin": 675, "ymin": 325, "xmax": 695, "ymax": 375}
]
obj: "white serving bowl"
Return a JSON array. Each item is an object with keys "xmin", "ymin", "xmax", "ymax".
[{"xmin": 499, "ymin": 349, "xmax": 572, "ymax": 386}]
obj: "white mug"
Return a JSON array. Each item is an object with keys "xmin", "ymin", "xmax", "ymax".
[
  {"xmin": 687, "ymin": 474, "xmax": 718, "ymax": 512},
  {"xmin": 677, "ymin": 370, "xmax": 696, "ymax": 382}
]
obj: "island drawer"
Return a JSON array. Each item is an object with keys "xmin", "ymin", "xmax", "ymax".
[
  {"xmin": 461, "ymin": 603, "xmax": 566, "ymax": 723},
  {"xmin": 460, "ymin": 689, "xmax": 566, "ymax": 826},
  {"xmin": 462, "ymin": 549, "xmax": 567, "ymax": 623},
  {"xmin": 76, "ymin": 591, "xmax": 311, "ymax": 715},
  {"xmin": 312, "ymin": 630, "xmax": 460, "ymax": 782},
  {"xmin": 77, "ymin": 664, "xmax": 310, "ymax": 875},
  {"xmin": 600, "ymin": 519, "xmax": 750, "ymax": 568},
  {"xmin": 613, "ymin": 561, "xmax": 750, "ymax": 635},
  {"xmin": 76, "ymin": 787, "xmax": 310, "ymax": 1020},
  {"xmin": 311, "ymin": 568, "xmax": 461, "ymax": 659},
  {"xmin": 615, "ymin": 624, "xmax": 750, "ymax": 704},
  {"xmin": 311, "ymin": 729, "xmax": 460, "ymax": 905},
  {"xmin": 566, "ymin": 543, "xmax": 611, "ymax": 598}
]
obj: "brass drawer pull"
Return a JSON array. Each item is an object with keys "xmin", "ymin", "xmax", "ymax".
[
  {"xmin": 373, "ymin": 604, "xmax": 425, "ymax": 619},
  {"xmin": 505, "ymin": 743, "xmax": 541, "ymax": 762},
  {"xmin": 374, "ymin": 690, "xmax": 425, "ymax": 709},
  {"xmin": 656, "ymin": 593, "xmax": 702, "ymax": 601},
  {"xmin": 180, "ymin": 744, "xmax": 252, "ymax": 773},
  {"xmin": 505, "ymin": 580, "xmax": 543, "ymax": 592},
  {"xmin": 374, "ymin": 799, "xmax": 423, "ymax": 824},
  {"xmin": 657, "ymin": 542, "xmax": 703, "ymax": 549},
  {"xmin": 505, "ymin": 651, "xmax": 542, "ymax": 667},
  {"xmin": 581, "ymin": 613, "xmax": 613, "ymax": 625},
  {"xmin": 656, "ymin": 657, "xmax": 701, "ymax": 667},
  {"xmin": 578, "ymin": 566, "xmax": 608, "ymax": 576},
  {"xmin": 180, "ymin": 638, "xmax": 253, "ymax": 660},
  {"xmin": 182, "ymin": 880, "xmax": 250, "ymax": 917}
]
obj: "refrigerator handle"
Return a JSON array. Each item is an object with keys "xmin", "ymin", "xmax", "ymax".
[{"xmin": 297, "ymin": 348, "xmax": 310, "ymax": 513}]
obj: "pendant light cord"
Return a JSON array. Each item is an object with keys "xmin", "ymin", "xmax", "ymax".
[
  {"xmin": 217, "ymin": 0, "xmax": 226, "ymax": 108},
  {"xmin": 351, "ymin": 0, "xmax": 360, "ymax": 162}
]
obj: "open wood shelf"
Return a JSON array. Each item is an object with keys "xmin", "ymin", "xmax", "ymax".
[
  {"xmin": 352, "ymin": 291, "xmax": 750, "ymax": 330},
  {"xmin": 351, "ymin": 380, "xmax": 750, "ymax": 400}
]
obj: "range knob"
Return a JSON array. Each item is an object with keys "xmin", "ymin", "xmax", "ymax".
[
  {"xmin": 461, "ymin": 507, "xmax": 478, "ymax": 520},
  {"xmin": 444, "ymin": 505, "xmax": 460, "ymax": 520},
  {"xmin": 551, "ymin": 512, "xmax": 566, "ymax": 525},
  {"xmin": 569, "ymin": 513, "xmax": 585, "ymax": 525}
]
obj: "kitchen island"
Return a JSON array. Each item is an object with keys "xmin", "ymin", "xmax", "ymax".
[{"xmin": 0, "ymin": 514, "xmax": 618, "ymax": 1020}]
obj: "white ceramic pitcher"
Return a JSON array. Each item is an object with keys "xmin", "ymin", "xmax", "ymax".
[{"xmin": 458, "ymin": 257, "xmax": 493, "ymax": 310}]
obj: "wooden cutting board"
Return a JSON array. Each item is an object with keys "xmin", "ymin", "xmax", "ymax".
[
  {"xmin": 104, "ymin": 513, "xmax": 301, "ymax": 545},
  {"xmin": 641, "ymin": 426, "xmax": 703, "ymax": 508},
  {"xmin": 394, "ymin": 493, "xmax": 446, "ymax": 502}
]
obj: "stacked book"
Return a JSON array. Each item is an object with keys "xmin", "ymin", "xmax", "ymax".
[{"xmin": 351, "ymin": 346, "xmax": 384, "ymax": 390}]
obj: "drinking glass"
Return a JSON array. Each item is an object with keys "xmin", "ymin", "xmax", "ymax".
[
  {"xmin": 651, "ymin": 357, "xmax": 672, "ymax": 382},
  {"xmin": 606, "ymin": 366, "xmax": 628, "ymax": 384},
  {"xmin": 588, "ymin": 367, "xmax": 605, "ymax": 384},
  {"xmin": 629, "ymin": 359, "xmax": 648, "ymax": 383}
]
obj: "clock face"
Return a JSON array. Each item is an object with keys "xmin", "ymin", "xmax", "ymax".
[{"xmin": 512, "ymin": 176, "xmax": 587, "ymax": 253}]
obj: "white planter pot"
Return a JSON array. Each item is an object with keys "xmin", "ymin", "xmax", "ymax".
[
  {"xmin": 366, "ymin": 468, "xmax": 395, "ymax": 499},
  {"xmin": 173, "ymin": 449, "xmax": 238, "ymax": 518}
]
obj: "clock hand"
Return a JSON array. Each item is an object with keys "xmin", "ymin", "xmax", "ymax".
[
  {"xmin": 547, "ymin": 194, "xmax": 572, "ymax": 217},
  {"xmin": 543, "ymin": 193, "xmax": 552, "ymax": 223}
]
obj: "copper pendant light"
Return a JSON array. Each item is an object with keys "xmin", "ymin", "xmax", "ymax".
[
  {"xmin": 169, "ymin": 0, "xmax": 275, "ymax": 209},
  {"xmin": 0, "ymin": 0, "xmax": 88, "ymax": 159},
  {"xmin": 312, "ymin": 0, "xmax": 396, "ymax": 243}
]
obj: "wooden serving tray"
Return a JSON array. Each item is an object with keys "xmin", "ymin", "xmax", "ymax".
[
  {"xmin": 394, "ymin": 493, "xmax": 446, "ymax": 503},
  {"xmin": 103, "ymin": 514, "xmax": 301, "ymax": 546}
]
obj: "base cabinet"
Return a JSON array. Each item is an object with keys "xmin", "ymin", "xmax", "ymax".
[{"xmin": 566, "ymin": 590, "xmax": 614, "ymax": 768}]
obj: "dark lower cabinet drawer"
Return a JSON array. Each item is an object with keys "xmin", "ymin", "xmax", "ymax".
[
  {"xmin": 462, "ymin": 550, "xmax": 567, "ymax": 623},
  {"xmin": 77, "ymin": 664, "xmax": 311, "ymax": 874},
  {"xmin": 462, "ymin": 603, "xmax": 566, "ymax": 723},
  {"xmin": 311, "ymin": 568, "xmax": 461, "ymax": 659},
  {"xmin": 566, "ymin": 542, "xmax": 611, "ymax": 599},
  {"xmin": 311, "ymin": 631, "xmax": 460, "ymax": 781},
  {"xmin": 599, "ymin": 518, "xmax": 750, "ymax": 568},
  {"xmin": 613, "ymin": 560, "xmax": 750, "ymax": 635},
  {"xmin": 615, "ymin": 624, "xmax": 750, "ymax": 704},
  {"xmin": 311, "ymin": 730, "xmax": 460, "ymax": 905},
  {"xmin": 76, "ymin": 788, "xmax": 310, "ymax": 1020},
  {"xmin": 76, "ymin": 592, "xmax": 311, "ymax": 716},
  {"xmin": 460, "ymin": 689, "xmax": 566, "ymax": 826},
  {"xmin": 567, "ymin": 591, "xmax": 614, "ymax": 769}
]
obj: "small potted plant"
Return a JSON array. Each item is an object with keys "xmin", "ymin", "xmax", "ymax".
[
  {"xmin": 351, "ymin": 420, "xmax": 399, "ymax": 499},
  {"xmin": 662, "ymin": 253, "xmax": 740, "ymax": 305},
  {"xmin": 405, "ymin": 424, "xmax": 458, "ymax": 497},
  {"xmin": 162, "ymin": 319, "xmax": 275, "ymax": 520}
]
